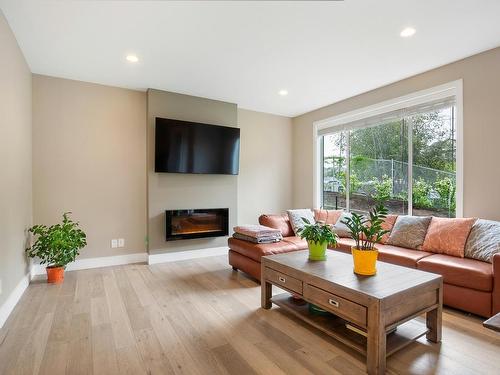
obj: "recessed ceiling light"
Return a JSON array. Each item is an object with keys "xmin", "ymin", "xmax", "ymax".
[
  {"xmin": 400, "ymin": 27, "xmax": 416, "ymax": 38},
  {"xmin": 126, "ymin": 54, "xmax": 139, "ymax": 63},
  {"xmin": 279, "ymin": 89, "xmax": 288, "ymax": 96}
]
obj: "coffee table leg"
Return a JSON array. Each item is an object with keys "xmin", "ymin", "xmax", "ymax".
[
  {"xmin": 426, "ymin": 284, "xmax": 443, "ymax": 343},
  {"xmin": 367, "ymin": 303, "xmax": 386, "ymax": 375},
  {"xmin": 261, "ymin": 264, "xmax": 272, "ymax": 309},
  {"xmin": 261, "ymin": 280, "xmax": 272, "ymax": 309}
]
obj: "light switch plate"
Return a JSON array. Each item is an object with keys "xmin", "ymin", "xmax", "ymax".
[
  {"xmin": 118, "ymin": 238, "xmax": 125, "ymax": 248},
  {"xmin": 111, "ymin": 239, "xmax": 118, "ymax": 248}
]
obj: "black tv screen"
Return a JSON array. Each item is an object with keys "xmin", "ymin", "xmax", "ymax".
[{"xmin": 155, "ymin": 117, "xmax": 240, "ymax": 175}]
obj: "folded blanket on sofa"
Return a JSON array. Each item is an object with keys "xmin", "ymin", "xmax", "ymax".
[
  {"xmin": 232, "ymin": 232, "xmax": 282, "ymax": 244},
  {"xmin": 233, "ymin": 224, "xmax": 282, "ymax": 239}
]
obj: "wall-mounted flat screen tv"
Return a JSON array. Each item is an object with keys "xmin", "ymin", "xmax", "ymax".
[{"xmin": 155, "ymin": 117, "xmax": 240, "ymax": 175}]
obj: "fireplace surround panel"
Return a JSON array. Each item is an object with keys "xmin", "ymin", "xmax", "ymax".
[{"xmin": 165, "ymin": 208, "xmax": 229, "ymax": 241}]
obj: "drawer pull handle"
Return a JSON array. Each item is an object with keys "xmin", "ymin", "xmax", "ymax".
[
  {"xmin": 328, "ymin": 299, "xmax": 339, "ymax": 308},
  {"xmin": 278, "ymin": 276, "xmax": 286, "ymax": 283}
]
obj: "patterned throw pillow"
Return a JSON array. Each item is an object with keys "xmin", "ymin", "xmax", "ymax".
[
  {"xmin": 465, "ymin": 219, "xmax": 500, "ymax": 263},
  {"xmin": 332, "ymin": 212, "xmax": 353, "ymax": 238},
  {"xmin": 386, "ymin": 216, "xmax": 432, "ymax": 250},
  {"xmin": 422, "ymin": 217, "xmax": 477, "ymax": 257},
  {"xmin": 286, "ymin": 209, "xmax": 315, "ymax": 236}
]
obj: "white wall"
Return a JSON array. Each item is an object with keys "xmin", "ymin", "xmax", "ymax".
[
  {"xmin": 237, "ymin": 109, "xmax": 293, "ymax": 224},
  {"xmin": 0, "ymin": 10, "xmax": 32, "ymax": 309},
  {"xmin": 32, "ymin": 75, "xmax": 147, "ymax": 259}
]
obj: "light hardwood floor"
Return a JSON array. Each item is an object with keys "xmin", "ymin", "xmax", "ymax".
[{"xmin": 0, "ymin": 255, "xmax": 499, "ymax": 375}]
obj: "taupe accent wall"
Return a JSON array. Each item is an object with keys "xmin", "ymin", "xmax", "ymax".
[
  {"xmin": 32, "ymin": 75, "xmax": 147, "ymax": 259},
  {"xmin": 0, "ymin": 11, "xmax": 32, "ymax": 307},
  {"xmin": 237, "ymin": 109, "xmax": 293, "ymax": 224},
  {"xmin": 147, "ymin": 89, "xmax": 238, "ymax": 254},
  {"xmin": 293, "ymin": 47, "xmax": 500, "ymax": 220}
]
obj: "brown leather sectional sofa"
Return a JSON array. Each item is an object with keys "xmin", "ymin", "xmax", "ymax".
[{"xmin": 228, "ymin": 212, "xmax": 500, "ymax": 318}]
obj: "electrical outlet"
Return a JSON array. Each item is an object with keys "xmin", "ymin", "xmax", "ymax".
[
  {"xmin": 111, "ymin": 239, "xmax": 118, "ymax": 248},
  {"xmin": 118, "ymin": 238, "xmax": 125, "ymax": 248}
]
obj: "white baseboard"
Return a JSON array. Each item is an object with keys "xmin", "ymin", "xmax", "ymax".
[
  {"xmin": 30, "ymin": 252, "xmax": 148, "ymax": 277},
  {"xmin": 0, "ymin": 273, "xmax": 30, "ymax": 329},
  {"xmin": 148, "ymin": 246, "xmax": 228, "ymax": 265}
]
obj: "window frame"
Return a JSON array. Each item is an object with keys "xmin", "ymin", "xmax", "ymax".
[{"xmin": 313, "ymin": 80, "xmax": 463, "ymax": 217}]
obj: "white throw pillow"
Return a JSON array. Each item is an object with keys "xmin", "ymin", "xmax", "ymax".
[
  {"xmin": 287, "ymin": 209, "xmax": 315, "ymax": 236},
  {"xmin": 333, "ymin": 212, "xmax": 353, "ymax": 238}
]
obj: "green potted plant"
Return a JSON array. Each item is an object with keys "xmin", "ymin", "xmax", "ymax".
[
  {"xmin": 297, "ymin": 218, "xmax": 338, "ymax": 261},
  {"xmin": 341, "ymin": 204, "xmax": 389, "ymax": 275},
  {"xmin": 26, "ymin": 212, "xmax": 87, "ymax": 284}
]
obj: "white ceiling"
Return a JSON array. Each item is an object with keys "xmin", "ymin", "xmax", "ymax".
[{"xmin": 2, "ymin": 1, "xmax": 500, "ymax": 117}]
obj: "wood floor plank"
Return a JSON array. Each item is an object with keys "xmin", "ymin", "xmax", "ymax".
[
  {"xmin": 115, "ymin": 345, "xmax": 147, "ymax": 375},
  {"xmin": 11, "ymin": 312, "xmax": 54, "ymax": 375},
  {"xmin": 66, "ymin": 313, "xmax": 93, "ymax": 375},
  {"xmin": 91, "ymin": 323, "xmax": 120, "ymax": 375},
  {"xmin": 134, "ymin": 327, "xmax": 175, "ymax": 375},
  {"xmin": 212, "ymin": 343, "xmax": 258, "ymax": 375},
  {"xmin": 102, "ymin": 270, "xmax": 136, "ymax": 350},
  {"xmin": 1, "ymin": 256, "xmax": 499, "ymax": 375},
  {"xmin": 38, "ymin": 340, "xmax": 68, "ymax": 375}
]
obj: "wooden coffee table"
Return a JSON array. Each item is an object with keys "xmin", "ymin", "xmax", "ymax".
[{"xmin": 261, "ymin": 250, "xmax": 443, "ymax": 375}]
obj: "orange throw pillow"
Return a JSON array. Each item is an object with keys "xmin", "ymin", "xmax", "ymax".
[
  {"xmin": 360, "ymin": 214, "xmax": 398, "ymax": 244},
  {"xmin": 379, "ymin": 215, "xmax": 398, "ymax": 244},
  {"xmin": 422, "ymin": 217, "xmax": 477, "ymax": 257},
  {"xmin": 313, "ymin": 209, "xmax": 343, "ymax": 225}
]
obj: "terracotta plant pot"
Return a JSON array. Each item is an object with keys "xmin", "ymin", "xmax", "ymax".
[
  {"xmin": 351, "ymin": 247, "xmax": 378, "ymax": 276},
  {"xmin": 46, "ymin": 266, "xmax": 65, "ymax": 284}
]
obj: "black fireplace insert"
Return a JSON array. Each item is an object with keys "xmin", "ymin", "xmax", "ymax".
[{"xmin": 165, "ymin": 208, "xmax": 229, "ymax": 241}]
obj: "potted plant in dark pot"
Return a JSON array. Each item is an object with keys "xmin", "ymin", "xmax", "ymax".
[
  {"xmin": 26, "ymin": 212, "xmax": 87, "ymax": 284},
  {"xmin": 341, "ymin": 204, "xmax": 389, "ymax": 275},
  {"xmin": 297, "ymin": 218, "xmax": 338, "ymax": 261}
]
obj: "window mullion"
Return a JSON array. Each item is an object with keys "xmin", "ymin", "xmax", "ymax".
[
  {"xmin": 407, "ymin": 116, "xmax": 413, "ymax": 216},
  {"xmin": 346, "ymin": 130, "xmax": 350, "ymax": 212},
  {"xmin": 320, "ymin": 136, "xmax": 324, "ymax": 208}
]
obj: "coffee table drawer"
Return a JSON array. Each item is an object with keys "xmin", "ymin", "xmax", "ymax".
[
  {"xmin": 264, "ymin": 267, "xmax": 303, "ymax": 295},
  {"xmin": 304, "ymin": 284, "xmax": 366, "ymax": 327}
]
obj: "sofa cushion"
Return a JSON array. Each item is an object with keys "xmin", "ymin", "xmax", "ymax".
[
  {"xmin": 417, "ymin": 254, "xmax": 493, "ymax": 292},
  {"xmin": 313, "ymin": 209, "xmax": 343, "ymax": 225},
  {"xmin": 333, "ymin": 212, "xmax": 353, "ymax": 238},
  {"xmin": 228, "ymin": 237, "xmax": 306, "ymax": 262},
  {"xmin": 360, "ymin": 214, "xmax": 399, "ymax": 244},
  {"xmin": 465, "ymin": 219, "xmax": 500, "ymax": 263},
  {"xmin": 282, "ymin": 236, "xmax": 308, "ymax": 248},
  {"xmin": 333, "ymin": 240, "xmax": 433, "ymax": 268},
  {"xmin": 386, "ymin": 216, "xmax": 432, "ymax": 249},
  {"xmin": 259, "ymin": 214, "xmax": 294, "ymax": 237},
  {"xmin": 287, "ymin": 209, "xmax": 315, "ymax": 235},
  {"xmin": 376, "ymin": 244, "xmax": 433, "ymax": 268},
  {"xmin": 422, "ymin": 217, "xmax": 476, "ymax": 257},
  {"xmin": 333, "ymin": 238, "xmax": 356, "ymax": 253}
]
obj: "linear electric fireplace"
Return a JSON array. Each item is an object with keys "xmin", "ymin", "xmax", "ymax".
[{"xmin": 165, "ymin": 208, "xmax": 229, "ymax": 241}]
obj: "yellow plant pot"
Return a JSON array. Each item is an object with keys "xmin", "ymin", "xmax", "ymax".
[{"xmin": 351, "ymin": 247, "xmax": 378, "ymax": 276}]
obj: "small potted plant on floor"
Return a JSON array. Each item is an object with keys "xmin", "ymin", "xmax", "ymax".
[
  {"xmin": 341, "ymin": 204, "xmax": 389, "ymax": 275},
  {"xmin": 26, "ymin": 212, "xmax": 87, "ymax": 284},
  {"xmin": 297, "ymin": 218, "xmax": 338, "ymax": 261}
]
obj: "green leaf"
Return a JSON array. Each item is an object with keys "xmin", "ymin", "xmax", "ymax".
[{"xmin": 25, "ymin": 212, "xmax": 87, "ymax": 267}]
